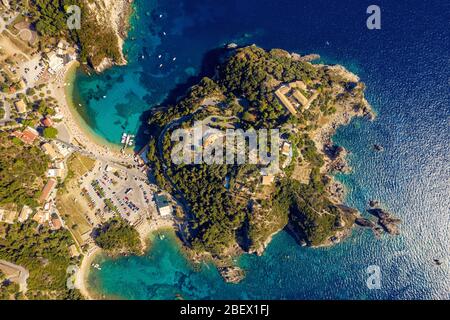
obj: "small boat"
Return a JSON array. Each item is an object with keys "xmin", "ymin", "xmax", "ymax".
[
  {"xmin": 163, "ymin": 32, "xmax": 167, "ymax": 36},
  {"xmin": 159, "ymin": 234, "xmax": 165, "ymax": 240},
  {"xmin": 434, "ymin": 259, "xmax": 443, "ymax": 266},
  {"xmin": 159, "ymin": 64, "xmax": 163, "ymax": 68},
  {"xmin": 173, "ymin": 57, "xmax": 177, "ymax": 61},
  {"xmin": 158, "ymin": 54, "xmax": 162, "ymax": 59},
  {"xmin": 103, "ymin": 95, "xmax": 107, "ymax": 99},
  {"xmin": 159, "ymin": 14, "xmax": 163, "ymax": 18},
  {"xmin": 92, "ymin": 263, "xmax": 102, "ymax": 271}
]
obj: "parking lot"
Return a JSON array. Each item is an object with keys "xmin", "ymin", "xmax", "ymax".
[{"xmin": 79, "ymin": 161, "xmax": 157, "ymax": 226}]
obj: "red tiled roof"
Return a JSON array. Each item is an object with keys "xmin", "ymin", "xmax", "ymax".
[
  {"xmin": 39, "ymin": 179, "xmax": 57, "ymax": 204},
  {"xmin": 21, "ymin": 128, "xmax": 39, "ymax": 144},
  {"xmin": 42, "ymin": 118, "xmax": 53, "ymax": 127},
  {"xmin": 12, "ymin": 127, "xmax": 39, "ymax": 145},
  {"xmin": 51, "ymin": 217, "xmax": 62, "ymax": 230}
]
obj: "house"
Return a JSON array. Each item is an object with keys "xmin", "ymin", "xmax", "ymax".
[
  {"xmin": 22, "ymin": 127, "xmax": 39, "ymax": 144},
  {"xmin": 261, "ymin": 175, "xmax": 275, "ymax": 186},
  {"xmin": 14, "ymin": 99, "xmax": 27, "ymax": 114},
  {"xmin": 275, "ymin": 86, "xmax": 297, "ymax": 115},
  {"xmin": 276, "ymin": 81, "xmax": 320, "ymax": 114},
  {"xmin": 39, "ymin": 178, "xmax": 57, "ymax": 204},
  {"xmin": 54, "ymin": 160, "xmax": 65, "ymax": 170},
  {"xmin": 65, "ymin": 47, "xmax": 78, "ymax": 63},
  {"xmin": 41, "ymin": 142, "xmax": 61, "ymax": 161},
  {"xmin": 0, "ymin": 208, "xmax": 18, "ymax": 224},
  {"xmin": 12, "ymin": 127, "xmax": 39, "ymax": 144},
  {"xmin": 52, "ymin": 141, "xmax": 72, "ymax": 158},
  {"xmin": 56, "ymin": 39, "xmax": 70, "ymax": 56},
  {"xmin": 281, "ymin": 141, "xmax": 292, "ymax": 157},
  {"xmin": 50, "ymin": 215, "xmax": 62, "ymax": 230},
  {"xmin": 32, "ymin": 211, "xmax": 48, "ymax": 224},
  {"xmin": 41, "ymin": 117, "xmax": 53, "ymax": 127},
  {"xmin": 154, "ymin": 194, "xmax": 173, "ymax": 217},
  {"xmin": 18, "ymin": 205, "xmax": 32, "ymax": 223},
  {"xmin": 47, "ymin": 168, "xmax": 64, "ymax": 178},
  {"xmin": 52, "ymin": 107, "xmax": 64, "ymax": 120}
]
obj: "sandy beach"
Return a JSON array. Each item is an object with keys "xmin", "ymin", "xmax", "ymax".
[
  {"xmin": 75, "ymin": 221, "xmax": 176, "ymax": 300},
  {"xmin": 49, "ymin": 62, "xmax": 175, "ymax": 299},
  {"xmin": 49, "ymin": 61, "xmax": 135, "ymax": 164},
  {"xmin": 75, "ymin": 247, "xmax": 101, "ymax": 300}
]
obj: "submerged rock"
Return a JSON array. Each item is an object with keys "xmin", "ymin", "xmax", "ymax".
[
  {"xmin": 373, "ymin": 144, "xmax": 384, "ymax": 152},
  {"xmin": 355, "ymin": 218, "xmax": 376, "ymax": 228},
  {"xmin": 368, "ymin": 207, "xmax": 401, "ymax": 235},
  {"xmin": 218, "ymin": 266, "xmax": 245, "ymax": 284},
  {"xmin": 369, "ymin": 200, "xmax": 380, "ymax": 208}
]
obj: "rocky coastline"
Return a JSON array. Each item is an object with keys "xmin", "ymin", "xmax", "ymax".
[
  {"xmin": 355, "ymin": 202, "xmax": 402, "ymax": 237},
  {"xmin": 86, "ymin": 0, "xmax": 134, "ymax": 72}
]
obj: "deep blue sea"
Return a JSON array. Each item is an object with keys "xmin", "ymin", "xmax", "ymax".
[{"xmin": 81, "ymin": 0, "xmax": 450, "ymax": 299}]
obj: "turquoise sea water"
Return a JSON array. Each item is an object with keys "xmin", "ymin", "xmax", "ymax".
[{"xmin": 81, "ymin": 0, "xmax": 449, "ymax": 299}]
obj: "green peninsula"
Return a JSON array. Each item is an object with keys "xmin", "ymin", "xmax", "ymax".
[{"xmin": 146, "ymin": 45, "xmax": 374, "ymax": 276}]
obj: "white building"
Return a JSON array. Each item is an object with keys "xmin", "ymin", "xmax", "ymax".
[
  {"xmin": 52, "ymin": 141, "xmax": 72, "ymax": 158},
  {"xmin": 18, "ymin": 205, "xmax": 32, "ymax": 223},
  {"xmin": 47, "ymin": 53, "xmax": 64, "ymax": 75},
  {"xmin": 154, "ymin": 194, "xmax": 173, "ymax": 218}
]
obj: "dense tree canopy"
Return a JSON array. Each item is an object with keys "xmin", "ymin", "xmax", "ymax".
[
  {"xmin": 94, "ymin": 217, "xmax": 141, "ymax": 255},
  {"xmin": 0, "ymin": 221, "xmax": 81, "ymax": 300},
  {"xmin": 0, "ymin": 133, "xmax": 49, "ymax": 208}
]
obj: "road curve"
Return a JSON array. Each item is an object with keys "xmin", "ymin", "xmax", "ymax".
[{"xmin": 0, "ymin": 259, "xmax": 29, "ymax": 293}]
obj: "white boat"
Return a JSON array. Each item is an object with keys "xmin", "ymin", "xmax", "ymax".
[
  {"xmin": 159, "ymin": 64, "xmax": 163, "ymax": 68},
  {"xmin": 121, "ymin": 133, "xmax": 127, "ymax": 144},
  {"xmin": 173, "ymin": 57, "xmax": 177, "ymax": 61},
  {"xmin": 91, "ymin": 263, "xmax": 102, "ymax": 271},
  {"xmin": 158, "ymin": 54, "xmax": 162, "ymax": 59}
]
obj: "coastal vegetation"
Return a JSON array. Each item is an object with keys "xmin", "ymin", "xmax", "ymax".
[
  {"xmin": 43, "ymin": 127, "xmax": 58, "ymax": 139},
  {"xmin": 11, "ymin": 0, "xmax": 126, "ymax": 70},
  {"xmin": 0, "ymin": 221, "xmax": 83, "ymax": 300},
  {"xmin": 146, "ymin": 46, "xmax": 372, "ymax": 263},
  {"xmin": 0, "ymin": 270, "xmax": 21, "ymax": 300},
  {"xmin": 93, "ymin": 217, "xmax": 141, "ymax": 255},
  {"xmin": 0, "ymin": 132, "xmax": 49, "ymax": 208}
]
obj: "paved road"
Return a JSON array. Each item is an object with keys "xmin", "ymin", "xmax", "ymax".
[
  {"xmin": 0, "ymin": 259, "xmax": 29, "ymax": 293},
  {"xmin": 54, "ymin": 138, "xmax": 150, "ymax": 183}
]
